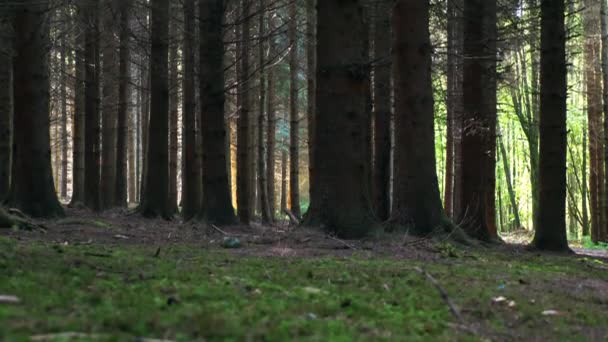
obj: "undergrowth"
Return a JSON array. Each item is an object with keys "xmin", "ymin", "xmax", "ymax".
[{"xmin": 0, "ymin": 237, "xmax": 607, "ymax": 341}]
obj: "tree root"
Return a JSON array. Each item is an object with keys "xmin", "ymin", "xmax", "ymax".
[{"xmin": 0, "ymin": 207, "xmax": 45, "ymax": 231}]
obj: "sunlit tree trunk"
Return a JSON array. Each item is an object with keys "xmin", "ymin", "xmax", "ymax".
[{"xmin": 498, "ymin": 123, "xmax": 521, "ymax": 229}]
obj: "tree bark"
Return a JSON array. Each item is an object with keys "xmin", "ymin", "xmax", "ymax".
[
  {"xmin": 8, "ymin": 3, "xmax": 64, "ymax": 217},
  {"xmin": 70, "ymin": 7, "xmax": 85, "ymax": 206},
  {"xmin": 0, "ymin": 17, "xmax": 12, "ymax": 201},
  {"xmin": 306, "ymin": 0, "xmax": 316, "ymax": 213},
  {"xmin": 257, "ymin": 0, "xmax": 272, "ymax": 224},
  {"xmin": 390, "ymin": 0, "xmax": 447, "ymax": 235},
  {"xmin": 582, "ymin": 128, "xmax": 590, "ymax": 236},
  {"xmin": 372, "ymin": 0, "xmax": 391, "ymax": 222},
  {"xmin": 302, "ymin": 0, "xmax": 376, "ymax": 238},
  {"xmin": 288, "ymin": 0, "xmax": 301, "ymax": 218},
  {"xmin": 498, "ymin": 123, "xmax": 521, "ymax": 229},
  {"xmin": 181, "ymin": 0, "xmax": 202, "ymax": 220},
  {"xmin": 84, "ymin": 0, "xmax": 101, "ymax": 211},
  {"xmin": 237, "ymin": 0, "xmax": 252, "ymax": 224},
  {"xmin": 101, "ymin": 0, "xmax": 119, "ymax": 210},
  {"xmin": 200, "ymin": 0, "xmax": 236, "ymax": 225},
  {"xmin": 168, "ymin": 2, "xmax": 179, "ymax": 213},
  {"xmin": 445, "ymin": 0, "xmax": 463, "ymax": 218},
  {"xmin": 140, "ymin": 0, "xmax": 173, "ymax": 218},
  {"xmin": 533, "ymin": 0, "xmax": 569, "ymax": 251},
  {"xmin": 139, "ymin": 55, "xmax": 150, "ymax": 203},
  {"xmin": 457, "ymin": 0, "xmax": 498, "ymax": 241},
  {"xmin": 584, "ymin": 0, "xmax": 604, "ymax": 243},
  {"xmin": 59, "ymin": 8, "xmax": 68, "ymax": 201},
  {"xmin": 602, "ymin": 0, "xmax": 608, "ymax": 242},
  {"xmin": 266, "ymin": 12, "xmax": 277, "ymax": 220},
  {"xmin": 115, "ymin": 0, "xmax": 131, "ymax": 207}
]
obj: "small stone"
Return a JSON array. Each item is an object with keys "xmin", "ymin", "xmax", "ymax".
[
  {"xmin": 306, "ymin": 313, "xmax": 318, "ymax": 320},
  {"xmin": 222, "ymin": 237, "xmax": 241, "ymax": 249}
]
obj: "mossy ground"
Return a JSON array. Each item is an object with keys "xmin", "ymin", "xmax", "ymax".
[{"xmin": 1, "ymin": 233, "xmax": 607, "ymax": 341}]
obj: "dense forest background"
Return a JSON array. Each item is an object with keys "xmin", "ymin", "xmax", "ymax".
[{"xmin": 0, "ymin": 0, "xmax": 607, "ymax": 247}]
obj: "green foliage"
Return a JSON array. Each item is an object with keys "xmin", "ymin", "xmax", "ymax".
[{"xmin": 581, "ymin": 236, "xmax": 608, "ymax": 250}]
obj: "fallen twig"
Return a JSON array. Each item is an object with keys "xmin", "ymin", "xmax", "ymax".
[
  {"xmin": 414, "ymin": 266, "xmax": 463, "ymax": 323},
  {"xmin": 327, "ymin": 235, "xmax": 357, "ymax": 250},
  {"xmin": 0, "ymin": 295, "xmax": 20, "ymax": 304},
  {"xmin": 31, "ymin": 332, "xmax": 103, "ymax": 341},
  {"xmin": 211, "ymin": 224, "xmax": 229, "ymax": 236},
  {"xmin": 84, "ymin": 252, "xmax": 113, "ymax": 258}
]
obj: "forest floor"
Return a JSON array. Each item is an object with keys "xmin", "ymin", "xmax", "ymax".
[{"xmin": 1, "ymin": 208, "xmax": 608, "ymax": 341}]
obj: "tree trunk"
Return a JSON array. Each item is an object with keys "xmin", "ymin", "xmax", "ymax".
[
  {"xmin": 390, "ymin": 0, "xmax": 446, "ymax": 235},
  {"xmin": 584, "ymin": 0, "xmax": 604, "ymax": 243},
  {"xmin": 267, "ymin": 13, "xmax": 277, "ymax": 220},
  {"xmin": 533, "ymin": 0, "xmax": 569, "ymax": 251},
  {"xmin": 140, "ymin": 0, "xmax": 173, "ymax": 218},
  {"xmin": 306, "ymin": 0, "xmax": 316, "ymax": 213},
  {"xmin": 84, "ymin": 0, "xmax": 101, "ymax": 211},
  {"xmin": 446, "ymin": 0, "xmax": 463, "ymax": 218},
  {"xmin": 8, "ymin": 3, "xmax": 64, "ymax": 217},
  {"xmin": 60, "ymin": 10, "xmax": 68, "ymax": 201},
  {"xmin": 237, "ymin": 0, "xmax": 252, "ymax": 224},
  {"xmin": 168, "ymin": 2, "xmax": 179, "ymax": 213},
  {"xmin": 257, "ymin": 0, "xmax": 272, "ymax": 224},
  {"xmin": 139, "ymin": 56, "xmax": 150, "ymax": 202},
  {"xmin": 302, "ymin": 0, "xmax": 376, "ymax": 238},
  {"xmin": 288, "ymin": 0, "xmax": 301, "ymax": 218},
  {"xmin": 582, "ymin": 128, "xmax": 590, "ymax": 236},
  {"xmin": 498, "ymin": 123, "xmax": 521, "ymax": 229},
  {"xmin": 458, "ymin": 0, "xmax": 498, "ymax": 241},
  {"xmin": 115, "ymin": 0, "xmax": 131, "ymax": 207},
  {"xmin": 200, "ymin": 0, "xmax": 236, "ymax": 225},
  {"xmin": 602, "ymin": 0, "xmax": 608, "ymax": 242},
  {"xmin": 101, "ymin": 0, "xmax": 119, "ymax": 210},
  {"xmin": 181, "ymin": 0, "xmax": 202, "ymax": 220},
  {"xmin": 0, "ymin": 17, "xmax": 12, "ymax": 201},
  {"xmin": 372, "ymin": 0, "xmax": 391, "ymax": 222},
  {"xmin": 70, "ymin": 8, "xmax": 85, "ymax": 206},
  {"xmin": 281, "ymin": 149, "xmax": 288, "ymax": 214}
]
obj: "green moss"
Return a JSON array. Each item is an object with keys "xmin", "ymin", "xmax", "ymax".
[{"xmin": 0, "ymin": 239, "xmax": 606, "ymax": 341}]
